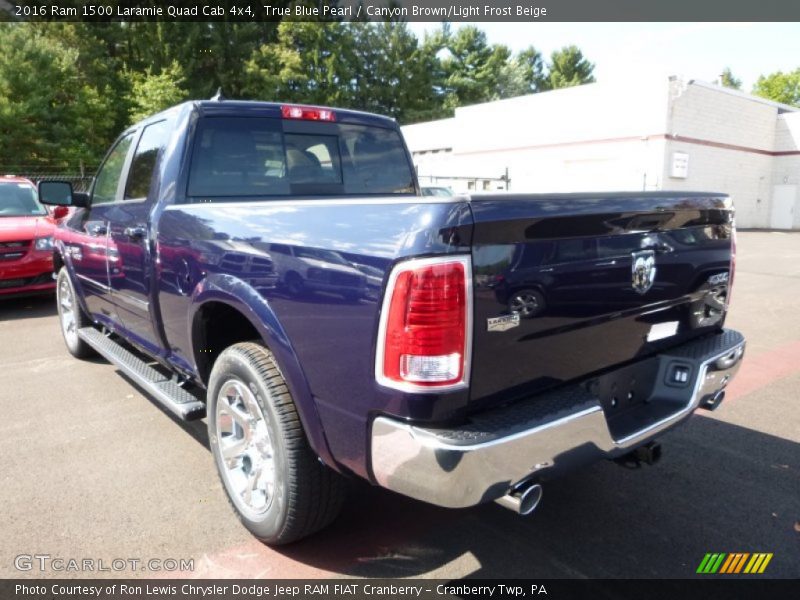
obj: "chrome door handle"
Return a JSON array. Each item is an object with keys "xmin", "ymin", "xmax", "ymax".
[
  {"xmin": 86, "ymin": 223, "xmax": 107, "ymax": 236},
  {"xmin": 642, "ymin": 242, "xmax": 674, "ymax": 254},
  {"xmin": 124, "ymin": 226, "xmax": 147, "ymax": 240}
]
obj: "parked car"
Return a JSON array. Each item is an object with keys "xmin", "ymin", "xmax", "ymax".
[
  {"xmin": 350, "ymin": 261, "xmax": 384, "ymax": 300},
  {"xmin": 488, "ymin": 228, "xmax": 733, "ymax": 321},
  {"xmin": 0, "ymin": 176, "xmax": 67, "ymax": 298},
  {"xmin": 39, "ymin": 99, "xmax": 745, "ymax": 544},
  {"xmin": 421, "ymin": 185, "xmax": 454, "ymax": 197},
  {"xmin": 266, "ymin": 243, "xmax": 367, "ymax": 301}
]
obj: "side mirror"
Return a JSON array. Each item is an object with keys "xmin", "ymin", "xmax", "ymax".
[
  {"xmin": 38, "ymin": 181, "xmax": 89, "ymax": 208},
  {"xmin": 73, "ymin": 191, "xmax": 90, "ymax": 207}
]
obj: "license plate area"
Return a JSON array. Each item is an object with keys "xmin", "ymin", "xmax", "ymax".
[{"xmin": 588, "ymin": 357, "xmax": 660, "ymax": 417}]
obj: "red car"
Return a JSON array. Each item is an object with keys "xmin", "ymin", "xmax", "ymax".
[{"xmin": 0, "ymin": 176, "xmax": 68, "ymax": 298}]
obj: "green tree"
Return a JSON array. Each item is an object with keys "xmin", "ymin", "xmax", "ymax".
[
  {"xmin": 0, "ymin": 21, "xmax": 601, "ymax": 171},
  {"xmin": 119, "ymin": 22, "xmax": 281, "ymax": 99},
  {"xmin": 348, "ymin": 23, "xmax": 443, "ymax": 122},
  {"xmin": 439, "ymin": 26, "xmax": 511, "ymax": 109},
  {"xmin": 752, "ymin": 69, "xmax": 800, "ymax": 106},
  {"xmin": 243, "ymin": 22, "xmax": 355, "ymax": 106},
  {"xmin": 496, "ymin": 46, "xmax": 546, "ymax": 98},
  {"xmin": 244, "ymin": 22, "xmax": 446, "ymax": 123},
  {"xmin": 717, "ymin": 67, "xmax": 742, "ymax": 90},
  {"xmin": 129, "ymin": 61, "xmax": 188, "ymax": 123},
  {"xmin": 0, "ymin": 24, "xmax": 117, "ymax": 170},
  {"xmin": 545, "ymin": 45, "xmax": 595, "ymax": 90}
]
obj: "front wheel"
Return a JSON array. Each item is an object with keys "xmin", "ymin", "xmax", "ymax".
[
  {"xmin": 284, "ymin": 273, "xmax": 304, "ymax": 297},
  {"xmin": 56, "ymin": 267, "xmax": 95, "ymax": 358},
  {"xmin": 207, "ymin": 342, "xmax": 346, "ymax": 544}
]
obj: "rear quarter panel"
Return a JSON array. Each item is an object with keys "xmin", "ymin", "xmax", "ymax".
[{"xmin": 156, "ymin": 198, "xmax": 473, "ymax": 476}]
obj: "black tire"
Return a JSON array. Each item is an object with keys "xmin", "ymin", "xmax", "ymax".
[
  {"xmin": 56, "ymin": 267, "xmax": 95, "ymax": 358},
  {"xmin": 508, "ymin": 288, "xmax": 546, "ymax": 318},
  {"xmin": 285, "ymin": 273, "xmax": 304, "ymax": 297},
  {"xmin": 207, "ymin": 342, "xmax": 346, "ymax": 544}
]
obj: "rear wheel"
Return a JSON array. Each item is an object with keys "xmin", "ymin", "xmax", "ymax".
[
  {"xmin": 509, "ymin": 289, "xmax": 545, "ymax": 318},
  {"xmin": 56, "ymin": 267, "xmax": 95, "ymax": 358},
  {"xmin": 208, "ymin": 342, "xmax": 346, "ymax": 544}
]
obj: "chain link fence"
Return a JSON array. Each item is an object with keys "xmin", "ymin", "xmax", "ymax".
[{"xmin": 1, "ymin": 167, "xmax": 95, "ymax": 192}]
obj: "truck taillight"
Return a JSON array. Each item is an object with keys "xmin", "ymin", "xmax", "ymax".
[
  {"xmin": 376, "ymin": 256, "xmax": 472, "ymax": 392},
  {"xmin": 281, "ymin": 104, "xmax": 336, "ymax": 122}
]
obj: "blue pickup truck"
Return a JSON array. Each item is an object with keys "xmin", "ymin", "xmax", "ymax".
[{"xmin": 39, "ymin": 99, "xmax": 745, "ymax": 544}]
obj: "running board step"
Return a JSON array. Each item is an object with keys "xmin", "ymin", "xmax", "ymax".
[{"xmin": 77, "ymin": 327, "xmax": 206, "ymax": 421}]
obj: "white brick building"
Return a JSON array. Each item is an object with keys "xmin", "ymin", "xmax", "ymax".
[{"xmin": 402, "ymin": 77, "xmax": 800, "ymax": 229}]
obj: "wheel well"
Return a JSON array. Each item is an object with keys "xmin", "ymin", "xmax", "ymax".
[
  {"xmin": 53, "ymin": 251, "xmax": 64, "ymax": 274},
  {"xmin": 192, "ymin": 302, "xmax": 262, "ymax": 385}
]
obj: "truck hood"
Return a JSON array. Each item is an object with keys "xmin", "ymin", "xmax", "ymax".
[
  {"xmin": 300, "ymin": 257, "xmax": 363, "ymax": 276},
  {"xmin": 0, "ymin": 216, "xmax": 54, "ymax": 242},
  {"xmin": 466, "ymin": 192, "xmax": 734, "ymax": 407}
]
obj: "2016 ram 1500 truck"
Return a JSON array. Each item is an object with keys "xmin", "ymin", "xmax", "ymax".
[{"xmin": 39, "ymin": 99, "xmax": 745, "ymax": 544}]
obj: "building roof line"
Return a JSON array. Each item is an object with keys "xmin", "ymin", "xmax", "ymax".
[
  {"xmin": 429, "ymin": 133, "xmax": 800, "ymax": 157},
  {"xmin": 687, "ymin": 79, "xmax": 799, "ymax": 113}
]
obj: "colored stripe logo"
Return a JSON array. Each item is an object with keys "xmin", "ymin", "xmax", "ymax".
[{"xmin": 697, "ymin": 552, "xmax": 773, "ymax": 574}]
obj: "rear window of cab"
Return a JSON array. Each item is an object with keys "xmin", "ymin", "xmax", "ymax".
[{"xmin": 187, "ymin": 117, "xmax": 415, "ymax": 198}]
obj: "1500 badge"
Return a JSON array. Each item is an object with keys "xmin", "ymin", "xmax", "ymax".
[{"xmin": 487, "ymin": 314, "xmax": 521, "ymax": 332}]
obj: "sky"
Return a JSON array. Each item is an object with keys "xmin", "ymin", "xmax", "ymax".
[{"xmin": 406, "ymin": 22, "xmax": 800, "ymax": 91}]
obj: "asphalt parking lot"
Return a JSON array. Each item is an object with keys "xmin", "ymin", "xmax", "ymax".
[{"xmin": 1, "ymin": 231, "xmax": 798, "ymax": 580}]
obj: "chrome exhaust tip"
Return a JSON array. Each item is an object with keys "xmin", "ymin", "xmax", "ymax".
[{"xmin": 496, "ymin": 482, "xmax": 543, "ymax": 516}]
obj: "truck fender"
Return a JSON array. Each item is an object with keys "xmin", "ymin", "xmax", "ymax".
[
  {"xmin": 53, "ymin": 240, "xmax": 93, "ymax": 319},
  {"xmin": 187, "ymin": 273, "xmax": 338, "ymax": 470}
]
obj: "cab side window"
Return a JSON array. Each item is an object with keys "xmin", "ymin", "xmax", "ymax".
[
  {"xmin": 125, "ymin": 120, "xmax": 171, "ymax": 200},
  {"xmin": 92, "ymin": 133, "xmax": 135, "ymax": 205}
]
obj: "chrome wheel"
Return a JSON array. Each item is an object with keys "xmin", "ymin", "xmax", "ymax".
[
  {"xmin": 58, "ymin": 276, "xmax": 78, "ymax": 345},
  {"xmin": 215, "ymin": 379, "xmax": 276, "ymax": 518},
  {"xmin": 510, "ymin": 290, "xmax": 542, "ymax": 318}
]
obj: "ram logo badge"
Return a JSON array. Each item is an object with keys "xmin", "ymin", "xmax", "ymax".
[
  {"xmin": 708, "ymin": 272, "xmax": 729, "ymax": 286},
  {"xmin": 631, "ymin": 250, "xmax": 656, "ymax": 294},
  {"xmin": 487, "ymin": 313, "xmax": 520, "ymax": 332}
]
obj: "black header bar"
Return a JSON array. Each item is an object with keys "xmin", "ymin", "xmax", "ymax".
[
  {"xmin": 3, "ymin": 579, "xmax": 800, "ymax": 600},
  {"xmin": 2, "ymin": 0, "xmax": 800, "ymax": 22}
]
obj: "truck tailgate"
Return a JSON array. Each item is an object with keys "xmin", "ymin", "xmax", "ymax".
[{"xmin": 468, "ymin": 192, "xmax": 734, "ymax": 406}]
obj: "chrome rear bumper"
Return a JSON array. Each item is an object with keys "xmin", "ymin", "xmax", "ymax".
[{"xmin": 370, "ymin": 329, "xmax": 745, "ymax": 509}]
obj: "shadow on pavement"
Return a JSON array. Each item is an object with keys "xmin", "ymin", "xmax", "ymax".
[
  {"xmin": 117, "ymin": 371, "xmax": 210, "ymax": 450},
  {"xmin": 269, "ymin": 414, "xmax": 798, "ymax": 579},
  {"xmin": 0, "ymin": 294, "xmax": 57, "ymax": 321}
]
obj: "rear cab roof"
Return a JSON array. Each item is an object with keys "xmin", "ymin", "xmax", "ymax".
[
  {"xmin": 132, "ymin": 100, "xmax": 400, "ymax": 131},
  {"xmin": 193, "ymin": 100, "xmax": 400, "ymax": 129}
]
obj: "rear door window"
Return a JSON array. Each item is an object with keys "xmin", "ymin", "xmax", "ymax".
[
  {"xmin": 186, "ymin": 117, "xmax": 414, "ymax": 198},
  {"xmin": 125, "ymin": 120, "xmax": 171, "ymax": 200}
]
